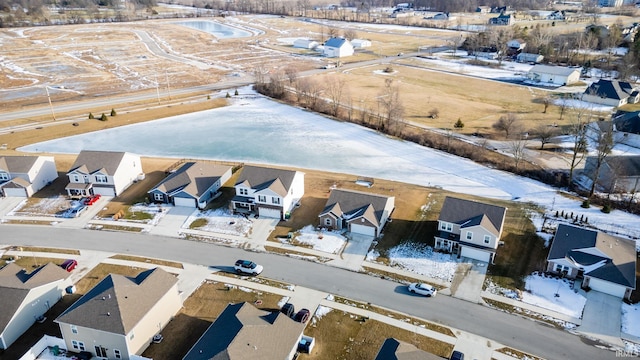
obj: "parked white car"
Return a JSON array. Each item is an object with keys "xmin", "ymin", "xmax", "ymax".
[
  {"xmin": 408, "ymin": 283, "xmax": 437, "ymax": 297},
  {"xmin": 234, "ymin": 260, "xmax": 263, "ymax": 275}
]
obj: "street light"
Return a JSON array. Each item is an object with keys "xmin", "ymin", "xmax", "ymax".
[{"xmin": 44, "ymin": 86, "xmax": 56, "ymax": 121}]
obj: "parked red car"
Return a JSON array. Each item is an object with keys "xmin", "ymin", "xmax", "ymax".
[
  {"xmin": 84, "ymin": 194, "xmax": 101, "ymax": 205},
  {"xmin": 60, "ymin": 259, "xmax": 78, "ymax": 272}
]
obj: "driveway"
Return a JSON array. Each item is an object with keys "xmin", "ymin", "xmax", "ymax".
[
  {"xmin": 327, "ymin": 234, "xmax": 375, "ymax": 271},
  {"xmin": 449, "ymin": 258, "xmax": 488, "ymax": 303},
  {"xmin": 148, "ymin": 206, "xmax": 196, "ymax": 237},
  {"xmin": 577, "ymin": 290, "xmax": 624, "ymax": 347}
]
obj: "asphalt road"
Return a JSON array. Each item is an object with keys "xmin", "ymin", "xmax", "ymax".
[{"xmin": 2, "ymin": 225, "xmax": 614, "ymax": 360}]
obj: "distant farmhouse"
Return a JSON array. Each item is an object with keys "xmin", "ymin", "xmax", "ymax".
[
  {"xmin": 351, "ymin": 39, "xmax": 372, "ymax": 48},
  {"xmin": 489, "ymin": 13, "xmax": 512, "ymax": 25},
  {"xmin": 527, "ymin": 65, "xmax": 580, "ymax": 86},
  {"xmin": 516, "ymin": 53, "xmax": 543, "ymax": 63},
  {"xmin": 323, "ymin": 37, "xmax": 354, "ymax": 58},
  {"xmin": 293, "ymin": 38, "xmax": 318, "ymax": 49}
]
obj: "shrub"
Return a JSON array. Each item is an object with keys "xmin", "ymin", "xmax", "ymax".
[
  {"xmin": 234, "ymin": 89, "xmax": 239, "ymax": 96},
  {"xmin": 601, "ymin": 204, "xmax": 611, "ymax": 213},
  {"xmin": 226, "ymin": 92, "xmax": 231, "ymax": 98},
  {"xmin": 207, "ymin": 95, "xmax": 211, "ymax": 100},
  {"xmin": 100, "ymin": 113, "xmax": 108, "ymax": 121},
  {"xmin": 454, "ymin": 118, "xmax": 464, "ymax": 129},
  {"xmin": 580, "ymin": 200, "xmax": 590, "ymax": 208},
  {"xmin": 88, "ymin": 112, "xmax": 94, "ymax": 119},
  {"xmin": 110, "ymin": 108, "xmax": 117, "ymax": 116}
]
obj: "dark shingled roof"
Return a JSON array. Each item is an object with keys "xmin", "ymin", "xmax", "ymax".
[
  {"xmin": 584, "ymin": 79, "xmax": 635, "ymax": 101},
  {"xmin": 319, "ymin": 188, "xmax": 394, "ymax": 227},
  {"xmin": 0, "ymin": 263, "xmax": 68, "ymax": 335},
  {"xmin": 68, "ymin": 150, "xmax": 128, "ymax": 175},
  {"xmin": 0, "ymin": 156, "xmax": 39, "ymax": 174},
  {"xmin": 438, "ymin": 197, "xmax": 507, "ymax": 236},
  {"xmin": 234, "ymin": 165, "xmax": 300, "ymax": 198},
  {"xmin": 613, "ymin": 111, "xmax": 640, "ymax": 134},
  {"xmin": 183, "ymin": 302, "xmax": 305, "ymax": 360},
  {"xmin": 602, "ymin": 156, "xmax": 640, "ymax": 178},
  {"xmin": 150, "ymin": 162, "xmax": 231, "ymax": 198},
  {"xmin": 548, "ymin": 224, "xmax": 636, "ymax": 288},
  {"xmin": 374, "ymin": 338, "xmax": 443, "ymax": 360},
  {"xmin": 55, "ymin": 268, "xmax": 178, "ymax": 334}
]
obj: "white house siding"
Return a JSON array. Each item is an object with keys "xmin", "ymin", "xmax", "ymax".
[
  {"xmin": 581, "ymin": 93, "xmax": 626, "ymax": 107},
  {"xmin": 128, "ymin": 283, "xmax": 182, "ymax": 356},
  {"xmin": 112, "ymin": 153, "xmax": 143, "ymax": 196},
  {"xmin": 1, "ymin": 280, "xmax": 68, "ymax": 350},
  {"xmin": 350, "ymin": 222, "xmax": 376, "ymax": 236},
  {"xmin": 3, "ymin": 187, "xmax": 28, "ymax": 197},
  {"xmin": 258, "ymin": 207, "xmax": 282, "ymax": 219},
  {"xmin": 30, "ymin": 156, "xmax": 58, "ymax": 194},
  {"xmin": 586, "ymin": 277, "xmax": 627, "ymax": 298},
  {"xmin": 380, "ymin": 197, "xmax": 395, "ymax": 230},
  {"xmin": 59, "ymin": 325, "xmax": 129, "ymax": 360},
  {"xmin": 284, "ymin": 172, "xmax": 305, "ymax": 215},
  {"xmin": 174, "ymin": 196, "xmax": 197, "ymax": 207}
]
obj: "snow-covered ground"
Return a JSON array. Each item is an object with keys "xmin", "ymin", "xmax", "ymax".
[
  {"xmin": 368, "ymin": 242, "xmax": 458, "ymax": 283},
  {"xmin": 286, "ymin": 225, "xmax": 347, "ymax": 254},
  {"xmin": 184, "ymin": 208, "xmax": 252, "ymax": 236},
  {"xmin": 522, "ymin": 273, "xmax": 586, "ymax": 319}
]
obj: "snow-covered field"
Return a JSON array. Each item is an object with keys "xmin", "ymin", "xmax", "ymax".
[
  {"xmin": 522, "ymin": 273, "xmax": 586, "ymax": 319},
  {"xmin": 368, "ymin": 242, "xmax": 459, "ymax": 283},
  {"xmin": 185, "ymin": 208, "xmax": 252, "ymax": 236},
  {"xmin": 287, "ymin": 225, "xmax": 347, "ymax": 254}
]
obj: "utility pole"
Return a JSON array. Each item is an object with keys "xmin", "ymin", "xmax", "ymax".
[
  {"xmin": 154, "ymin": 73, "xmax": 161, "ymax": 105},
  {"xmin": 45, "ymin": 86, "xmax": 56, "ymax": 121},
  {"xmin": 165, "ymin": 70, "xmax": 172, "ymax": 100}
]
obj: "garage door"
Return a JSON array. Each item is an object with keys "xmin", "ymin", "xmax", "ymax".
[
  {"xmin": 258, "ymin": 207, "xmax": 281, "ymax": 219},
  {"xmin": 174, "ymin": 197, "xmax": 196, "ymax": 208},
  {"xmin": 93, "ymin": 187, "xmax": 116, "ymax": 197},
  {"xmin": 350, "ymin": 223, "xmax": 376, "ymax": 236},
  {"xmin": 3, "ymin": 188, "xmax": 27, "ymax": 197},
  {"xmin": 460, "ymin": 246, "xmax": 491, "ymax": 263},
  {"xmin": 588, "ymin": 278, "xmax": 626, "ymax": 298}
]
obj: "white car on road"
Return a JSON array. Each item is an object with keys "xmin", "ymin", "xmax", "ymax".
[
  {"xmin": 408, "ymin": 283, "xmax": 437, "ymax": 297},
  {"xmin": 234, "ymin": 260, "xmax": 263, "ymax": 275}
]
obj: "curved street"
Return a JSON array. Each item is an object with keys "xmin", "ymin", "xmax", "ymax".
[{"xmin": 0, "ymin": 225, "xmax": 614, "ymax": 360}]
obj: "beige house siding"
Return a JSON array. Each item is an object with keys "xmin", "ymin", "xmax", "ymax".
[
  {"xmin": 461, "ymin": 225, "xmax": 498, "ymax": 250},
  {"xmin": 319, "ymin": 214, "xmax": 339, "ymax": 229},
  {"xmin": 348, "ymin": 217, "xmax": 376, "ymax": 232},
  {"xmin": 59, "ymin": 325, "xmax": 128, "ymax": 359}
]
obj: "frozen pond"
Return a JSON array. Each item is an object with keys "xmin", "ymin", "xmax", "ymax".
[{"xmin": 174, "ymin": 21, "xmax": 252, "ymax": 38}]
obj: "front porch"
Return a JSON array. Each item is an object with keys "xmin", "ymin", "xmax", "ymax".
[{"xmin": 65, "ymin": 182, "xmax": 92, "ymax": 199}]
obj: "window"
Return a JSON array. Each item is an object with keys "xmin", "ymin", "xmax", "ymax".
[
  {"xmin": 239, "ymin": 188, "xmax": 248, "ymax": 196},
  {"xmin": 554, "ymin": 264, "xmax": 569, "ymax": 273},
  {"xmin": 484, "ymin": 235, "xmax": 491, "ymax": 244},
  {"xmin": 95, "ymin": 175, "xmax": 108, "ymax": 183},
  {"xmin": 71, "ymin": 340, "xmax": 85, "ymax": 351},
  {"xmin": 440, "ymin": 222, "xmax": 446, "ymax": 230},
  {"xmin": 71, "ymin": 325, "xmax": 78, "ymax": 334},
  {"xmin": 72, "ymin": 174, "xmax": 81, "ymax": 182},
  {"xmin": 466, "ymin": 231, "xmax": 472, "ymax": 240},
  {"xmin": 324, "ymin": 218, "xmax": 332, "ymax": 226},
  {"xmin": 258, "ymin": 195, "xmax": 266, "ymax": 202},
  {"xmin": 272, "ymin": 197, "xmax": 280, "ymax": 205},
  {"xmin": 114, "ymin": 349, "xmax": 122, "ymax": 359},
  {"xmin": 0, "ymin": 172, "xmax": 9, "ymax": 181},
  {"xmin": 446, "ymin": 223, "xmax": 452, "ymax": 231},
  {"xmin": 153, "ymin": 193, "xmax": 164, "ymax": 201}
]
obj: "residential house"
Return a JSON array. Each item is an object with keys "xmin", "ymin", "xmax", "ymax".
[
  {"xmin": 323, "ymin": 37, "xmax": 354, "ymax": 58},
  {"xmin": 351, "ymin": 39, "xmax": 372, "ymax": 48},
  {"xmin": 546, "ymin": 223, "xmax": 636, "ymax": 299},
  {"xmin": 183, "ymin": 302, "xmax": 305, "ymax": 360},
  {"xmin": 581, "ymin": 79, "xmax": 640, "ymax": 107},
  {"xmin": 476, "ymin": 6, "xmax": 491, "ymax": 13},
  {"xmin": 546, "ymin": 10, "xmax": 566, "ymax": 20},
  {"xmin": 65, "ymin": 150, "xmax": 143, "ymax": 198},
  {"xmin": 147, "ymin": 161, "xmax": 232, "ymax": 209},
  {"xmin": 583, "ymin": 156, "xmax": 640, "ymax": 193},
  {"xmin": 55, "ymin": 268, "xmax": 181, "ymax": 359},
  {"xmin": 599, "ymin": 0, "xmax": 623, "ymax": 7},
  {"xmin": 230, "ymin": 165, "xmax": 304, "ymax": 220},
  {"xmin": 0, "ymin": 263, "xmax": 70, "ymax": 349},
  {"xmin": 516, "ymin": 53, "xmax": 543, "ymax": 63},
  {"xmin": 434, "ymin": 196, "xmax": 507, "ymax": 263},
  {"xmin": 527, "ymin": 65, "xmax": 581, "ymax": 86},
  {"xmin": 489, "ymin": 13, "xmax": 512, "ymax": 25},
  {"xmin": 293, "ymin": 38, "xmax": 318, "ymax": 49},
  {"xmin": 507, "ymin": 38, "xmax": 526, "ymax": 51},
  {"xmin": 586, "ymin": 24, "xmax": 610, "ymax": 37},
  {"xmin": 0, "ymin": 156, "xmax": 57, "ymax": 197},
  {"xmin": 426, "ymin": 12, "xmax": 455, "ymax": 21},
  {"xmin": 613, "ymin": 110, "xmax": 640, "ymax": 135},
  {"xmin": 318, "ymin": 188, "xmax": 395, "ymax": 237},
  {"xmin": 375, "ymin": 338, "xmax": 443, "ymax": 360}
]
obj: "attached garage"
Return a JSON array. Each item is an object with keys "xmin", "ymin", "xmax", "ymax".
[
  {"xmin": 93, "ymin": 187, "xmax": 116, "ymax": 197},
  {"xmin": 258, "ymin": 207, "xmax": 282, "ymax": 219},
  {"xmin": 174, "ymin": 197, "xmax": 197, "ymax": 208},
  {"xmin": 460, "ymin": 246, "xmax": 492, "ymax": 263},
  {"xmin": 2, "ymin": 187, "xmax": 28, "ymax": 197},
  {"xmin": 587, "ymin": 277, "xmax": 627, "ymax": 298},
  {"xmin": 350, "ymin": 223, "xmax": 376, "ymax": 236}
]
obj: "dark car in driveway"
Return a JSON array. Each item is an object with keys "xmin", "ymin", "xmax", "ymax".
[
  {"xmin": 294, "ymin": 308, "xmax": 310, "ymax": 323},
  {"xmin": 60, "ymin": 259, "xmax": 78, "ymax": 272},
  {"xmin": 450, "ymin": 350, "xmax": 464, "ymax": 360}
]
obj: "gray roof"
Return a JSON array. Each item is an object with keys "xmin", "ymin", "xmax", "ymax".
[
  {"xmin": 613, "ymin": 111, "xmax": 640, "ymax": 134},
  {"xmin": 529, "ymin": 64, "xmax": 580, "ymax": 76},
  {"xmin": 0, "ymin": 263, "xmax": 68, "ymax": 334},
  {"xmin": 325, "ymin": 37, "xmax": 348, "ymax": 48},
  {"xmin": 0, "ymin": 156, "xmax": 39, "ymax": 174},
  {"xmin": 150, "ymin": 162, "xmax": 231, "ymax": 198},
  {"xmin": 68, "ymin": 150, "xmax": 130, "ymax": 175},
  {"xmin": 438, "ymin": 197, "xmax": 507, "ymax": 236},
  {"xmin": 585, "ymin": 79, "xmax": 635, "ymax": 100},
  {"xmin": 235, "ymin": 165, "xmax": 300, "ymax": 198},
  {"xmin": 375, "ymin": 338, "xmax": 442, "ymax": 360},
  {"xmin": 603, "ymin": 156, "xmax": 640, "ymax": 178},
  {"xmin": 183, "ymin": 302, "xmax": 304, "ymax": 360},
  {"xmin": 319, "ymin": 188, "xmax": 394, "ymax": 227},
  {"xmin": 548, "ymin": 224, "xmax": 636, "ymax": 288},
  {"xmin": 55, "ymin": 268, "xmax": 178, "ymax": 334}
]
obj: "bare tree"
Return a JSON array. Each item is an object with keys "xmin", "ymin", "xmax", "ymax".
[
  {"xmin": 540, "ymin": 94, "xmax": 552, "ymax": 114},
  {"xmin": 492, "ymin": 113, "xmax": 520, "ymax": 138},
  {"xmin": 343, "ymin": 29, "xmax": 358, "ymax": 41},
  {"xmin": 508, "ymin": 138, "xmax": 528, "ymax": 172},
  {"xmin": 327, "ymin": 27, "xmax": 339, "ymax": 39},
  {"xmin": 325, "ymin": 75, "xmax": 347, "ymax": 116},
  {"xmin": 566, "ymin": 104, "xmax": 593, "ymax": 190},
  {"xmin": 533, "ymin": 124, "xmax": 558, "ymax": 150},
  {"xmin": 587, "ymin": 121, "xmax": 616, "ymax": 197},
  {"xmin": 377, "ymin": 79, "xmax": 404, "ymax": 134},
  {"xmin": 284, "ymin": 66, "xmax": 299, "ymax": 85}
]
